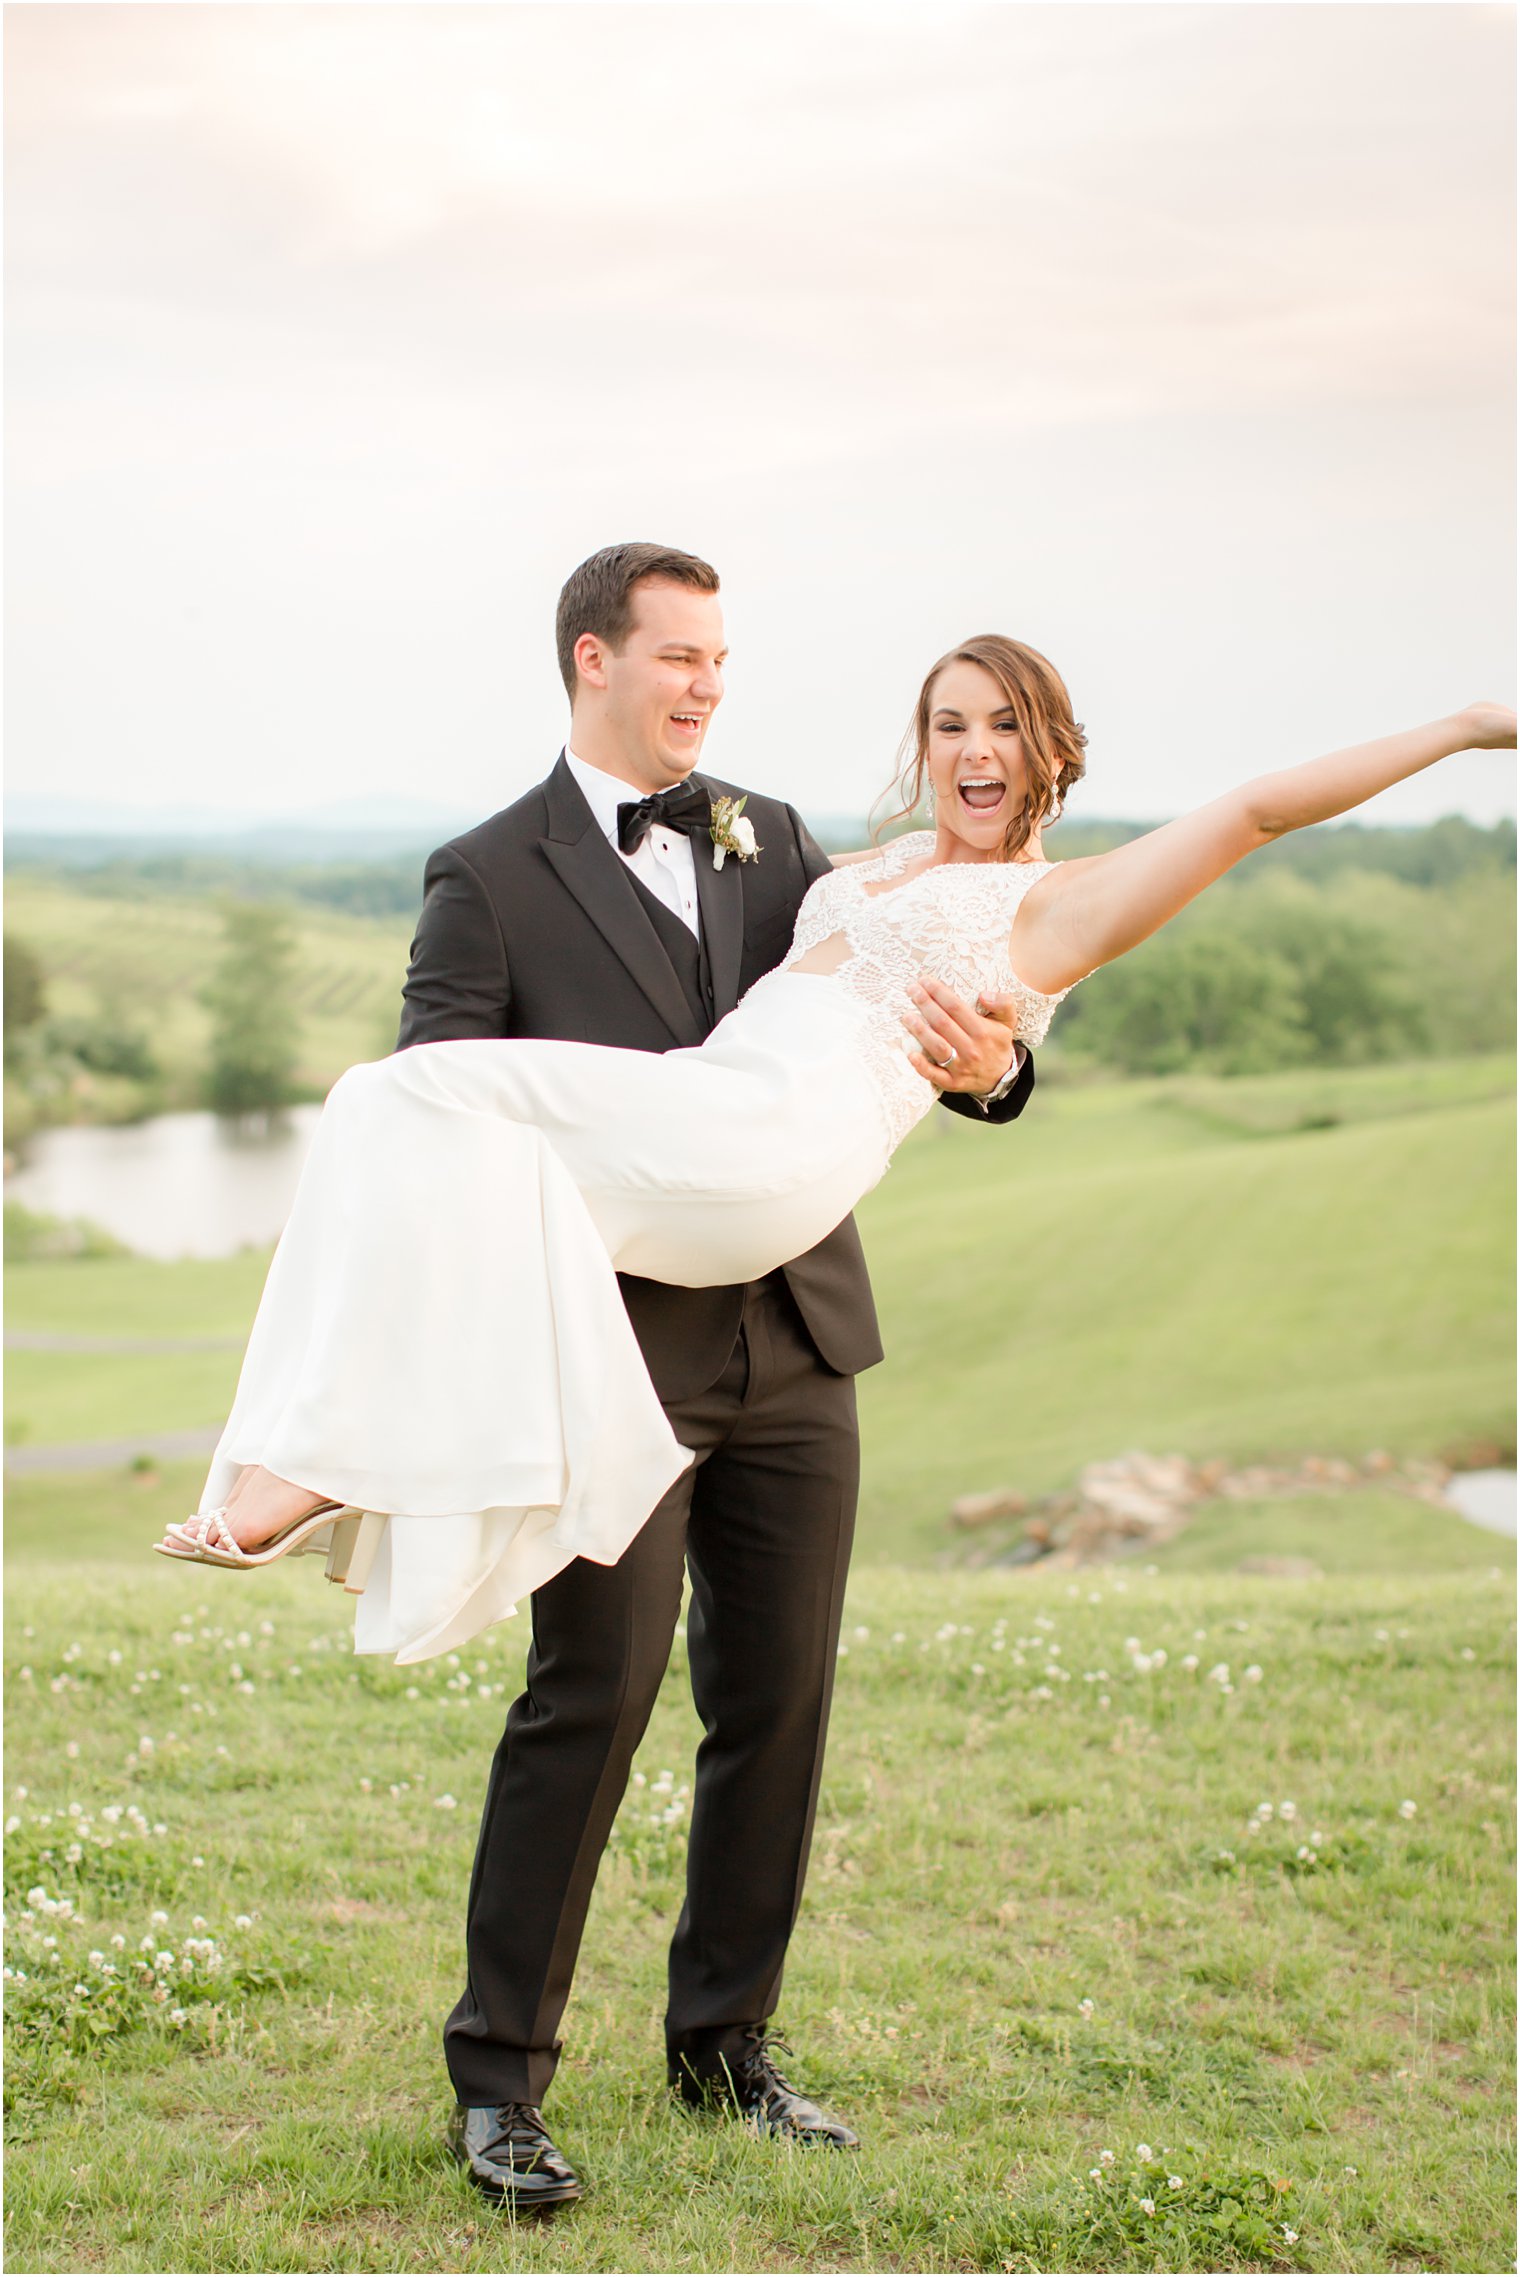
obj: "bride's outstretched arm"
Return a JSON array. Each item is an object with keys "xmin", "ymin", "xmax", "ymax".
[{"xmin": 1010, "ymin": 702, "xmax": 1516, "ymax": 996}]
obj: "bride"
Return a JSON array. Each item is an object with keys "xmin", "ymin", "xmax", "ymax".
[{"xmin": 156, "ymin": 640, "xmax": 1514, "ymax": 1661}]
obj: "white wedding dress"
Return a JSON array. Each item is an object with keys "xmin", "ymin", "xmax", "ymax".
[{"xmin": 198, "ymin": 835, "xmax": 1071, "ymax": 1661}]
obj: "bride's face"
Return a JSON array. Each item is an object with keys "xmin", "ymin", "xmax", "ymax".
[{"xmin": 925, "ymin": 660, "xmax": 1031, "ymax": 854}]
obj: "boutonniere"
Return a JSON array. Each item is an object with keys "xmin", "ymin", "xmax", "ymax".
[{"xmin": 710, "ymin": 794, "xmax": 761, "ymax": 871}]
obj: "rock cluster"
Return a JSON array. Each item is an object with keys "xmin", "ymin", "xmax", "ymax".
[{"xmin": 947, "ymin": 1448, "xmax": 1458, "ymax": 1571}]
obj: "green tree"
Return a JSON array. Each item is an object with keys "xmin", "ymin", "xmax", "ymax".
[
  {"xmin": 1228, "ymin": 875, "xmax": 1425, "ymax": 1064},
  {"xmin": 200, "ymin": 902, "xmax": 301, "ymax": 1117},
  {"xmin": 3, "ymin": 935, "xmax": 47, "ymax": 1062},
  {"xmin": 1062, "ymin": 930, "xmax": 1312, "ymax": 1076}
]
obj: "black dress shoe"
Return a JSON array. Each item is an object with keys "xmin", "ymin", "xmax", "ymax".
[
  {"xmin": 669, "ymin": 2028, "xmax": 859, "ymax": 2148},
  {"xmin": 448, "ymin": 2102, "xmax": 583, "ymax": 2211}
]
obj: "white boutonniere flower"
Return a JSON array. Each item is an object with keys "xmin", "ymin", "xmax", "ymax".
[{"xmin": 710, "ymin": 794, "xmax": 761, "ymax": 871}]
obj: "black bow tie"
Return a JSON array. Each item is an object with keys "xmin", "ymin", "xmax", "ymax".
[{"xmin": 616, "ymin": 781, "xmax": 713, "ymax": 855}]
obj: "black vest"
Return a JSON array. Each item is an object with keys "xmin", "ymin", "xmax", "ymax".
[{"xmin": 626, "ymin": 868, "xmax": 715, "ymax": 1031}]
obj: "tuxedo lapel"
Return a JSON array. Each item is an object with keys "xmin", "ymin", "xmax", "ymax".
[
  {"xmin": 539, "ymin": 756, "xmax": 705, "ymax": 1046},
  {"xmin": 688, "ymin": 778, "xmax": 745, "ymax": 1022}
]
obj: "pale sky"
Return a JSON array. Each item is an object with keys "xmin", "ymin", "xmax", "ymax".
[{"xmin": 5, "ymin": 2, "xmax": 1515, "ymax": 831}]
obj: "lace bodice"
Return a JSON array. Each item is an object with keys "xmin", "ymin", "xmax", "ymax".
[{"xmin": 777, "ymin": 830, "xmax": 1075, "ymax": 1149}]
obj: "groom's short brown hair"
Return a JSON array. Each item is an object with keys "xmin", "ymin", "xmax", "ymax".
[{"xmin": 556, "ymin": 542, "xmax": 721, "ymax": 697}]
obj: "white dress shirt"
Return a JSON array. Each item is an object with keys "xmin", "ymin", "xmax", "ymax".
[{"xmin": 565, "ymin": 747, "xmax": 701, "ymax": 938}]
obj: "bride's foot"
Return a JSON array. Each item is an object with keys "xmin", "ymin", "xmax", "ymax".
[{"xmin": 173, "ymin": 1467, "xmax": 338, "ymax": 1554}]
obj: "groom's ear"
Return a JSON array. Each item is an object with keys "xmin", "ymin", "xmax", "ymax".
[{"xmin": 573, "ymin": 631, "xmax": 612, "ymax": 693}]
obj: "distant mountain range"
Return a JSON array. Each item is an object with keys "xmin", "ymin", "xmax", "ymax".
[
  {"xmin": 5, "ymin": 794, "xmax": 482, "ymax": 850},
  {"xmin": 3, "ymin": 794, "xmax": 871, "ymax": 861}
]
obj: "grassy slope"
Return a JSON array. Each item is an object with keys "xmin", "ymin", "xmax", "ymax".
[
  {"xmin": 5, "ymin": 876, "xmax": 412, "ymax": 1099},
  {"xmin": 857, "ymin": 1060, "xmax": 1514, "ymax": 1559},
  {"xmin": 3, "ymin": 1555, "xmax": 1512, "ymax": 2274}
]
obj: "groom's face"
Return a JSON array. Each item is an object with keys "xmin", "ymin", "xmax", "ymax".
[{"xmin": 581, "ymin": 579, "xmax": 727, "ymax": 791}]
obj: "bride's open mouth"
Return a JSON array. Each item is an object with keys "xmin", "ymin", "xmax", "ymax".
[{"xmin": 957, "ymin": 777, "xmax": 1006, "ymax": 815}]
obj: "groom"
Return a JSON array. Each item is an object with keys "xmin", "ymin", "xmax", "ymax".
[{"xmin": 398, "ymin": 542, "xmax": 1035, "ymax": 2210}]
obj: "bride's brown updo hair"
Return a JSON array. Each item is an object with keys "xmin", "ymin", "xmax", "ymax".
[{"xmin": 878, "ymin": 634, "xmax": 1088, "ymax": 860}]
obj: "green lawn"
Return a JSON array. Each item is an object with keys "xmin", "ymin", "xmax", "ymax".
[
  {"xmin": 4, "ymin": 1546, "xmax": 1512, "ymax": 2273},
  {"xmin": 6, "ymin": 1053, "xmax": 1513, "ymax": 2272}
]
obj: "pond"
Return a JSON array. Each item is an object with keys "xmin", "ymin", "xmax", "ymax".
[{"xmin": 6, "ymin": 1108, "xmax": 322, "ymax": 1261}]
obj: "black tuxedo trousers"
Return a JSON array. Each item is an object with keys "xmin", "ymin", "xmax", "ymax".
[
  {"xmin": 442, "ymin": 1272, "xmax": 857, "ymax": 2102},
  {"xmin": 397, "ymin": 759, "xmax": 1034, "ymax": 2102}
]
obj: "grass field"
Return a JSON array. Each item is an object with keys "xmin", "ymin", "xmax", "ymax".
[
  {"xmin": 5, "ymin": 1050, "xmax": 1514, "ymax": 2271},
  {"xmin": 4, "ymin": 876, "xmax": 412, "ymax": 1106},
  {"xmin": 3, "ymin": 1525, "xmax": 1513, "ymax": 2274}
]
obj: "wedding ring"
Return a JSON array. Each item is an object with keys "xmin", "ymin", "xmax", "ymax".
[{"xmin": 935, "ymin": 1048, "xmax": 957, "ymax": 1068}]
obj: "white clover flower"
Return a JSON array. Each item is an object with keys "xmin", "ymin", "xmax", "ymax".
[
  {"xmin": 1135, "ymin": 2143, "xmax": 1153, "ymax": 2161},
  {"xmin": 1099, "ymin": 2149, "xmax": 1114, "ymax": 2164},
  {"xmin": 169, "ymin": 2008, "xmax": 188, "ymax": 2027},
  {"xmin": 1078, "ymin": 1997, "xmax": 1095, "ymax": 2017},
  {"xmin": 1310, "ymin": 1830, "xmax": 1324, "ymax": 1845},
  {"xmin": 1282, "ymin": 2227, "xmax": 1298, "ymax": 2243},
  {"xmin": 359, "ymin": 1778, "xmax": 372, "ymax": 1793},
  {"xmin": 110, "ymin": 1935, "xmax": 125, "ymax": 1950},
  {"xmin": 1168, "ymin": 2175, "xmax": 1184, "ymax": 2189},
  {"xmin": 150, "ymin": 1910, "xmax": 169, "ymax": 1927},
  {"xmin": 1398, "ymin": 1800, "xmax": 1417, "ymax": 1819},
  {"xmin": 434, "ymin": 1794, "xmax": 458, "ymax": 1811},
  {"xmin": 1243, "ymin": 1665, "xmax": 1263, "ymax": 1683},
  {"xmin": 191, "ymin": 1917, "xmax": 207, "ymax": 1931},
  {"xmin": 1208, "ymin": 1664, "xmax": 1230, "ymax": 1683},
  {"xmin": 1279, "ymin": 1801, "xmax": 1298, "ymax": 1821},
  {"xmin": 1088, "ymin": 2168, "xmax": 1103, "ymax": 2181},
  {"xmin": 1140, "ymin": 2197, "xmax": 1156, "ymax": 2215},
  {"xmin": 235, "ymin": 1915, "xmax": 253, "ymax": 1929},
  {"xmin": 65, "ymin": 1741, "xmax": 80, "ymax": 1759}
]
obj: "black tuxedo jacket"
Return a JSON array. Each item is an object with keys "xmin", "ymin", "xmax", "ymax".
[{"xmin": 396, "ymin": 755, "xmax": 1035, "ymax": 1400}]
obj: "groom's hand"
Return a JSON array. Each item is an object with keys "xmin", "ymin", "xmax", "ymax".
[{"xmin": 902, "ymin": 979, "xmax": 1019, "ymax": 1096}]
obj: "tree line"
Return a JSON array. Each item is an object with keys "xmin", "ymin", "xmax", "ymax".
[{"xmin": 3, "ymin": 815, "xmax": 1514, "ymax": 1143}]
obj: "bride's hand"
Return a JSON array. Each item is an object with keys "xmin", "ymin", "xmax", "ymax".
[{"xmin": 1459, "ymin": 701, "xmax": 1517, "ymax": 751}]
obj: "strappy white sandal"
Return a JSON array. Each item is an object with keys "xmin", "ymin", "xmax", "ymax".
[{"xmin": 153, "ymin": 1499, "xmax": 349, "ymax": 1569}]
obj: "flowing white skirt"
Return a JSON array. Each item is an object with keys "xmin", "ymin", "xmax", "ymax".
[{"xmin": 199, "ymin": 972, "xmax": 893, "ymax": 1662}]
